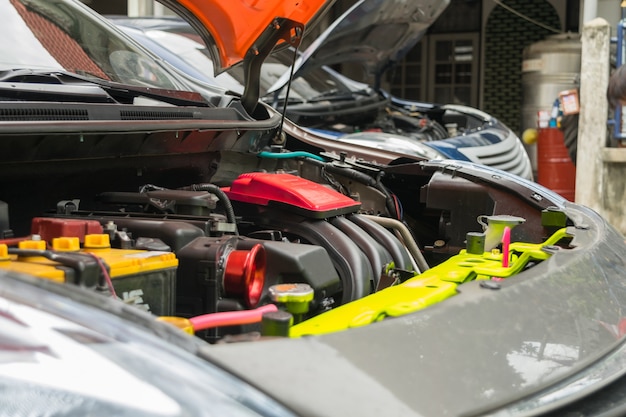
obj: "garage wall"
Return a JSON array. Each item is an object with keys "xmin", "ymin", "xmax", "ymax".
[{"xmin": 482, "ymin": 1, "xmax": 562, "ymax": 135}]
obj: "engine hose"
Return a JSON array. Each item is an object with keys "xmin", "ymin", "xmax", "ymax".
[
  {"xmin": 375, "ymin": 172, "xmax": 399, "ymax": 220},
  {"xmin": 361, "ymin": 215, "xmax": 429, "ymax": 273},
  {"xmin": 189, "ymin": 304, "xmax": 278, "ymax": 331},
  {"xmin": 347, "ymin": 214, "xmax": 412, "ymax": 271},
  {"xmin": 432, "ymin": 121, "xmax": 449, "ymax": 140},
  {"xmin": 306, "ymin": 158, "xmax": 399, "ymax": 219},
  {"xmin": 258, "ymin": 150, "xmax": 326, "ymax": 162},
  {"xmin": 331, "ymin": 216, "xmax": 393, "ymax": 290},
  {"xmin": 179, "ymin": 183, "xmax": 238, "ymax": 235}
]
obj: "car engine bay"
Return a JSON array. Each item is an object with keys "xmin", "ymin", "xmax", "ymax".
[{"xmin": 0, "ymin": 100, "xmax": 574, "ymax": 343}]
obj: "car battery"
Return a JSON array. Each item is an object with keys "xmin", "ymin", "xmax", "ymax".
[{"xmin": 0, "ymin": 234, "xmax": 178, "ymax": 316}]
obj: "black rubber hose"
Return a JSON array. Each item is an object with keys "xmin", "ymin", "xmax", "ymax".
[
  {"xmin": 307, "ymin": 158, "xmax": 399, "ymax": 219},
  {"xmin": 179, "ymin": 183, "xmax": 239, "ymax": 235}
]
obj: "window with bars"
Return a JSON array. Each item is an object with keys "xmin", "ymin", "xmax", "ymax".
[
  {"xmin": 387, "ymin": 33, "xmax": 479, "ymax": 107},
  {"xmin": 429, "ymin": 33, "xmax": 479, "ymax": 107},
  {"xmin": 387, "ymin": 42, "xmax": 426, "ymax": 100}
]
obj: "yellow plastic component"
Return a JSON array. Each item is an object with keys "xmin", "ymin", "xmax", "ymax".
[
  {"xmin": 522, "ymin": 128, "xmax": 538, "ymax": 145},
  {"xmin": 291, "ymin": 228, "xmax": 571, "ymax": 337},
  {"xmin": 83, "ymin": 234, "xmax": 111, "ymax": 249},
  {"xmin": 52, "ymin": 237, "xmax": 81, "ymax": 252},
  {"xmin": 18, "ymin": 239, "xmax": 46, "ymax": 250},
  {"xmin": 1, "ymin": 234, "xmax": 178, "ymax": 281},
  {"xmin": 0, "ymin": 244, "xmax": 9, "ymax": 262},
  {"xmin": 158, "ymin": 316, "xmax": 195, "ymax": 335},
  {"xmin": 0, "ymin": 261, "xmax": 67, "ymax": 282},
  {"xmin": 81, "ymin": 234, "xmax": 178, "ymax": 278},
  {"xmin": 291, "ymin": 274, "xmax": 457, "ymax": 337},
  {"xmin": 0, "ymin": 243, "xmax": 65, "ymax": 282}
]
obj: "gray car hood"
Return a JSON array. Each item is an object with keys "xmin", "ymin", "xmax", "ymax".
[
  {"xmin": 268, "ymin": 0, "xmax": 450, "ymax": 94},
  {"xmin": 202, "ymin": 202, "xmax": 626, "ymax": 416}
]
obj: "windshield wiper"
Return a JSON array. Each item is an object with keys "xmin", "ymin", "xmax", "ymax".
[
  {"xmin": 308, "ymin": 91, "xmax": 360, "ymax": 102},
  {"xmin": 0, "ymin": 69, "xmax": 209, "ymax": 107}
]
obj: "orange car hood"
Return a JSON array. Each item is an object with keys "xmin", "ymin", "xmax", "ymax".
[{"xmin": 158, "ymin": 0, "xmax": 335, "ymax": 74}]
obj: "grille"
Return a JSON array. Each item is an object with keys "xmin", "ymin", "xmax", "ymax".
[
  {"xmin": 458, "ymin": 131, "xmax": 533, "ymax": 180},
  {"xmin": 120, "ymin": 110, "xmax": 196, "ymax": 120},
  {"xmin": 0, "ymin": 107, "xmax": 89, "ymax": 121}
]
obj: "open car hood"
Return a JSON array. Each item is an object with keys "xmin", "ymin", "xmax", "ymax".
[
  {"xmin": 157, "ymin": 0, "xmax": 335, "ymax": 112},
  {"xmin": 157, "ymin": 0, "xmax": 335, "ymax": 74},
  {"xmin": 268, "ymin": 0, "xmax": 450, "ymax": 93}
]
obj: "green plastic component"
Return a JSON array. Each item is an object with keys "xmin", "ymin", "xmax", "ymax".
[
  {"xmin": 541, "ymin": 208, "xmax": 568, "ymax": 228},
  {"xmin": 261, "ymin": 310, "xmax": 294, "ymax": 337},
  {"xmin": 290, "ymin": 274, "xmax": 457, "ymax": 337},
  {"xmin": 290, "ymin": 228, "xmax": 571, "ymax": 337},
  {"xmin": 269, "ymin": 283, "xmax": 314, "ymax": 315}
]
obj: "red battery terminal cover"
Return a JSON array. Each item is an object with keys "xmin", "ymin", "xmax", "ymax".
[{"xmin": 31, "ymin": 218, "xmax": 104, "ymax": 244}]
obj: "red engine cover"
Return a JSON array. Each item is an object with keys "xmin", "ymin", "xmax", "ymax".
[{"xmin": 223, "ymin": 173, "xmax": 361, "ymax": 218}]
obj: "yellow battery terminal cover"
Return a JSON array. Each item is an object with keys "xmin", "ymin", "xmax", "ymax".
[{"xmin": 0, "ymin": 242, "xmax": 65, "ymax": 283}]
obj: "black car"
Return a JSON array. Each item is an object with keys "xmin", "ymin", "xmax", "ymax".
[{"xmin": 0, "ymin": 0, "xmax": 626, "ymax": 416}]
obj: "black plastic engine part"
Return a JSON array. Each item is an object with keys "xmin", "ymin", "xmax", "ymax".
[
  {"xmin": 244, "ymin": 217, "xmax": 373, "ymax": 304},
  {"xmin": 175, "ymin": 235, "xmax": 340, "ymax": 342},
  {"xmin": 234, "ymin": 237, "xmax": 341, "ymax": 312},
  {"xmin": 100, "ymin": 218, "xmax": 207, "ymax": 251},
  {"xmin": 98, "ymin": 189, "xmax": 219, "ymax": 216}
]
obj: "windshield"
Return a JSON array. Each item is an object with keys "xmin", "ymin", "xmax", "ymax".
[
  {"xmin": 210, "ymin": 47, "xmax": 364, "ymax": 102},
  {"xmin": 0, "ymin": 0, "xmax": 183, "ymax": 90},
  {"xmin": 108, "ymin": 15, "xmax": 365, "ymax": 103},
  {"xmin": 144, "ymin": 29, "xmax": 361, "ymax": 102},
  {"xmin": 262, "ymin": 50, "xmax": 362, "ymax": 102}
]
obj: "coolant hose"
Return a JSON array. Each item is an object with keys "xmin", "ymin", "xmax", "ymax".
[
  {"xmin": 361, "ymin": 215, "xmax": 429, "ymax": 273},
  {"xmin": 258, "ymin": 150, "xmax": 326, "ymax": 162},
  {"xmin": 189, "ymin": 304, "xmax": 278, "ymax": 331}
]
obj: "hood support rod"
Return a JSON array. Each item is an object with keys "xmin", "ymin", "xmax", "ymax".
[{"xmin": 241, "ymin": 18, "xmax": 303, "ymax": 114}]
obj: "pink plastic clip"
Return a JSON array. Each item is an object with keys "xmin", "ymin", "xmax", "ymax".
[{"xmin": 502, "ymin": 226, "xmax": 511, "ymax": 268}]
